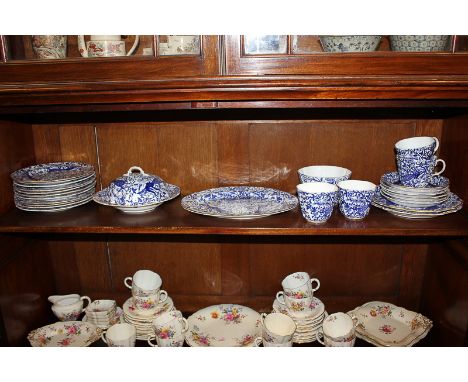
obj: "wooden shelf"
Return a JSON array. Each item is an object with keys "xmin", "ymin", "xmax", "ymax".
[{"xmin": 1, "ymin": 199, "xmax": 467, "ymax": 236}]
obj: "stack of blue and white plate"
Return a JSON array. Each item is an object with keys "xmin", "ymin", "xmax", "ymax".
[
  {"xmin": 11, "ymin": 162, "xmax": 96, "ymax": 212},
  {"xmin": 372, "ymin": 171, "xmax": 463, "ymax": 219}
]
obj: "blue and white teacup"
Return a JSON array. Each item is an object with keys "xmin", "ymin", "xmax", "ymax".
[
  {"xmin": 297, "ymin": 182, "xmax": 337, "ymax": 224},
  {"xmin": 397, "ymin": 155, "xmax": 446, "ymax": 187},
  {"xmin": 337, "ymin": 180, "xmax": 376, "ymax": 220},
  {"xmin": 394, "ymin": 136, "xmax": 439, "ymax": 159},
  {"xmin": 298, "ymin": 166, "xmax": 350, "ymax": 205}
]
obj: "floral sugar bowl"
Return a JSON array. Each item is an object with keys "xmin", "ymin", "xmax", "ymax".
[{"xmin": 93, "ymin": 166, "xmax": 180, "ymax": 213}]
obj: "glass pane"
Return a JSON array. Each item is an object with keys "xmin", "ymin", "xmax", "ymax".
[
  {"xmin": 5, "ymin": 35, "xmax": 155, "ymax": 61},
  {"xmin": 157, "ymin": 35, "xmax": 200, "ymax": 56},
  {"xmin": 243, "ymin": 35, "xmax": 287, "ymax": 55},
  {"xmin": 388, "ymin": 35, "xmax": 452, "ymax": 52},
  {"xmin": 454, "ymin": 35, "xmax": 468, "ymax": 52},
  {"xmin": 291, "ymin": 35, "xmax": 322, "ymax": 54}
]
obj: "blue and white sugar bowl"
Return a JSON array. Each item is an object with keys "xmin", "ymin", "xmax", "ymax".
[{"xmin": 93, "ymin": 166, "xmax": 180, "ymax": 214}]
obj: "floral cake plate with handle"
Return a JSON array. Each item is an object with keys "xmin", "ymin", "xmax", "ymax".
[
  {"xmin": 27, "ymin": 321, "xmax": 102, "ymax": 347},
  {"xmin": 347, "ymin": 301, "xmax": 433, "ymax": 346},
  {"xmin": 186, "ymin": 304, "xmax": 262, "ymax": 346}
]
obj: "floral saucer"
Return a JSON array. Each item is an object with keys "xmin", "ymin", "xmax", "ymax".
[
  {"xmin": 186, "ymin": 304, "xmax": 262, "ymax": 347},
  {"xmin": 348, "ymin": 301, "xmax": 432, "ymax": 346},
  {"xmin": 272, "ymin": 296, "xmax": 325, "ymax": 320},
  {"xmin": 123, "ymin": 297, "xmax": 174, "ymax": 319},
  {"xmin": 28, "ymin": 321, "xmax": 102, "ymax": 347}
]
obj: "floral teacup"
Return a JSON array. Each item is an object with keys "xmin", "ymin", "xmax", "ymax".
[
  {"xmin": 148, "ymin": 310, "xmax": 188, "ymax": 347},
  {"xmin": 260, "ymin": 312, "xmax": 296, "ymax": 347},
  {"xmin": 317, "ymin": 312, "xmax": 358, "ymax": 347},
  {"xmin": 124, "ymin": 269, "xmax": 168, "ymax": 310},
  {"xmin": 281, "ymin": 271, "xmax": 320, "ymax": 299},
  {"xmin": 101, "ymin": 323, "xmax": 136, "ymax": 347}
]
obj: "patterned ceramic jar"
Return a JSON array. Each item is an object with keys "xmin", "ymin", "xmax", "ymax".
[
  {"xmin": 148, "ymin": 310, "xmax": 188, "ymax": 347},
  {"xmin": 389, "ymin": 35, "xmax": 450, "ymax": 52},
  {"xmin": 319, "ymin": 35, "xmax": 382, "ymax": 52},
  {"xmin": 338, "ymin": 180, "xmax": 376, "ymax": 220},
  {"xmin": 32, "ymin": 35, "xmax": 67, "ymax": 59},
  {"xmin": 397, "ymin": 155, "xmax": 446, "ymax": 187},
  {"xmin": 260, "ymin": 312, "xmax": 296, "ymax": 347},
  {"xmin": 87, "ymin": 40, "xmax": 126, "ymax": 57},
  {"xmin": 297, "ymin": 182, "xmax": 337, "ymax": 223}
]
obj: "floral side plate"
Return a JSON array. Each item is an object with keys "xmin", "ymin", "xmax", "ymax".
[
  {"xmin": 181, "ymin": 186, "xmax": 298, "ymax": 219},
  {"xmin": 27, "ymin": 321, "xmax": 102, "ymax": 347},
  {"xmin": 348, "ymin": 301, "xmax": 433, "ymax": 347},
  {"xmin": 186, "ymin": 304, "xmax": 262, "ymax": 347}
]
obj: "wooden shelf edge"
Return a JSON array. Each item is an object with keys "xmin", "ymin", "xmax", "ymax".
[{"xmin": 0, "ymin": 203, "xmax": 467, "ymax": 237}]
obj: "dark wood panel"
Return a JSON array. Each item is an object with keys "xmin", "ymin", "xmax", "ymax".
[
  {"xmin": 441, "ymin": 115, "xmax": 468, "ymax": 210},
  {"xmin": 108, "ymin": 241, "xmax": 222, "ymax": 296},
  {"xmin": 420, "ymin": 240, "xmax": 468, "ymax": 346},
  {"xmin": 248, "ymin": 120, "xmax": 439, "ymax": 191},
  {"xmin": 248, "ymin": 242, "xmax": 402, "ymax": 297},
  {"xmin": 0, "ymin": 239, "xmax": 55, "ymax": 346},
  {"xmin": 0, "ymin": 121, "xmax": 35, "ymax": 212},
  {"xmin": 96, "ymin": 122, "xmax": 218, "ymax": 194}
]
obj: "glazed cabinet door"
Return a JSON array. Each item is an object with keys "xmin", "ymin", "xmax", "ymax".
[
  {"xmin": 0, "ymin": 35, "xmax": 221, "ymax": 82},
  {"xmin": 225, "ymin": 35, "xmax": 468, "ymax": 76}
]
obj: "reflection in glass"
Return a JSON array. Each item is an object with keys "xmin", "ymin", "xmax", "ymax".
[
  {"xmin": 291, "ymin": 35, "xmax": 322, "ymax": 54},
  {"xmin": 243, "ymin": 35, "xmax": 287, "ymax": 55},
  {"xmin": 158, "ymin": 35, "xmax": 200, "ymax": 56}
]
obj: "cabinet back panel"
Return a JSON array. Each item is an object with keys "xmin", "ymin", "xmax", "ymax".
[
  {"xmin": 31, "ymin": 118, "xmax": 443, "ymax": 194},
  {"xmin": 29, "ymin": 120, "xmax": 440, "ymax": 315}
]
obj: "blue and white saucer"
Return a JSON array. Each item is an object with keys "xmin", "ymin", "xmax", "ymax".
[{"xmin": 372, "ymin": 190, "xmax": 463, "ymax": 219}]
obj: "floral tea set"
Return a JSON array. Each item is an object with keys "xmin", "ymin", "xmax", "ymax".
[{"xmin": 28, "ymin": 268, "xmax": 432, "ymax": 347}]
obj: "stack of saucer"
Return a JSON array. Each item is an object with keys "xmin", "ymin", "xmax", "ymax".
[
  {"xmin": 82, "ymin": 299, "xmax": 123, "ymax": 329},
  {"xmin": 123, "ymin": 296, "xmax": 175, "ymax": 340},
  {"xmin": 11, "ymin": 162, "xmax": 96, "ymax": 212},
  {"xmin": 373, "ymin": 172, "xmax": 463, "ymax": 219},
  {"xmin": 272, "ymin": 297, "xmax": 327, "ymax": 343}
]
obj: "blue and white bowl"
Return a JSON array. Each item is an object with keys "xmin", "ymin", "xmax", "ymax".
[
  {"xmin": 389, "ymin": 35, "xmax": 450, "ymax": 52},
  {"xmin": 298, "ymin": 166, "xmax": 351, "ymax": 205},
  {"xmin": 93, "ymin": 166, "xmax": 180, "ymax": 213},
  {"xmin": 319, "ymin": 36, "xmax": 382, "ymax": 52},
  {"xmin": 337, "ymin": 180, "xmax": 376, "ymax": 220},
  {"xmin": 297, "ymin": 182, "xmax": 337, "ymax": 224}
]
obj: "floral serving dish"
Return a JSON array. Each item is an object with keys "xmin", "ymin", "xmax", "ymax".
[
  {"xmin": 186, "ymin": 304, "xmax": 262, "ymax": 347},
  {"xmin": 93, "ymin": 166, "xmax": 180, "ymax": 213},
  {"xmin": 27, "ymin": 321, "xmax": 102, "ymax": 347},
  {"xmin": 348, "ymin": 301, "xmax": 433, "ymax": 346}
]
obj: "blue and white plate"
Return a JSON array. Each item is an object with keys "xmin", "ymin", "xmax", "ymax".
[
  {"xmin": 11, "ymin": 162, "xmax": 95, "ymax": 184},
  {"xmin": 372, "ymin": 190, "xmax": 463, "ymax": 218},
  {"xmin": 181, "ymin": 186, "xmax": 298, "ymax": 219}
]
